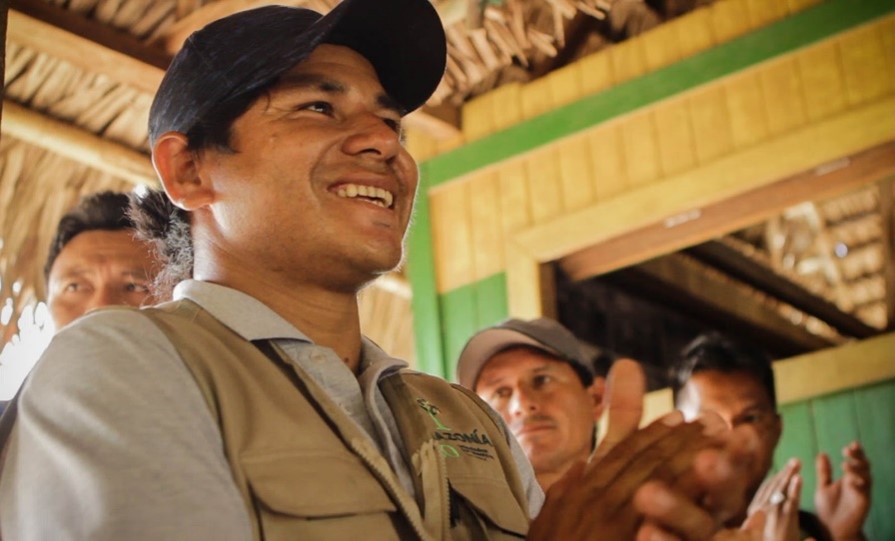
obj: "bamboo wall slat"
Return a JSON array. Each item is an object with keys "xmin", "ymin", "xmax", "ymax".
[{"xmin": 427, "ymin": 14, "xmax": 895, "ymax": 294}]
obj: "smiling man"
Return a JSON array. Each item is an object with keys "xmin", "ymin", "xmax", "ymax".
[
  {"xmin": 1, "ymin": 2, "xmax": 758, "ymax": 540},
  {"xmin": 44, "ymin": 191, "xmax": 157, "ymax": 329}
]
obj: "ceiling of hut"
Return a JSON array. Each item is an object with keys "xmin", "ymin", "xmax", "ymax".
[{"xmin": 1, "ymin": 0, "xmax": 891, "ymax": 372}]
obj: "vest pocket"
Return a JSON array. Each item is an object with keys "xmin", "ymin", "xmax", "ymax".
[
  {"xmin": 242, "ymin": 451, "xmax": 397, "ymax": 517},
  {"xmin": 449, "ymin": 476, "xmax": 529, "ymax": 538}
]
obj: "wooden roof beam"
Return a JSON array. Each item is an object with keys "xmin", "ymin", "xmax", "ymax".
[
  {"xmin": 598, "ymin": 254, "xmax": 837, "ymax": 358},
  {"xmin": 685, "ymin": 240, "xmax": 879, "ymax": 339},
  {"xmin": 881, "ymin": 178, "xmax": 895, "ymax": 331},
  {"xmin": 1, "ymin": 100, "xmax": 158, "ymax": 187},
  {"xmin": 9, "ymin": 0, "xmax": 167, "ymax": 95}
]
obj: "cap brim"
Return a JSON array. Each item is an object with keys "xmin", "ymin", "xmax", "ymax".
[{"xmin": 456, "ymin": 329, "xmax": 565, "ymax": 389}]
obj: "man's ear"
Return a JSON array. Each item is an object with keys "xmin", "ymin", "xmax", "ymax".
[
  {"xmin": 588, "ymin": 376, "xmax": 607, "ymax": 422},
  {"xmin": 152, "ymin": 132, "xmax": 214, "ymax": 211},
  {"xmin": 770, "ymin": 411, "xmax": 783, "ymax": 447}
]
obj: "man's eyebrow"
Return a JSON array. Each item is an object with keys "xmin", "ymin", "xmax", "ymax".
[{"xmin": 276, "ymin": 72, "xmax": 406, "ymax": 116}]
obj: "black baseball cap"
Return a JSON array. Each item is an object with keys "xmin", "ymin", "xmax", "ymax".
[
  {"xmin": 149, "ymin": 0, "xmax": 447, "ymax": 145},
  {"xmin": 456, "ymin": 318, "xmax": 595, "ymax": 389}
]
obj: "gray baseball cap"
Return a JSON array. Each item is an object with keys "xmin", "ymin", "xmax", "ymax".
[{"xmin": 456, "ymin": 318, "xmax": 594, "ymax": 389}]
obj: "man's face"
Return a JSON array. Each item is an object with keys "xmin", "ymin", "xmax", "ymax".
[
  {"xmin": 47, "ymin": 229, "xmax": 157, "ymax": 329},
  {"xmin": 475, "ymin": 348, "xmax": 600, "ymax": 482},
  {"xmin": 193, "ymin": 44, "xmax": 419, "ymax": 289},
  {"xmin": 677, "ymin": 370, "xmax": 782, "ymax": 500}
]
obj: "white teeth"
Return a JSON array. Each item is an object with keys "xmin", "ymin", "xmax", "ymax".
[{"xmin": 336, "ymin": 183, "xmax": 395, "ymax": 208}]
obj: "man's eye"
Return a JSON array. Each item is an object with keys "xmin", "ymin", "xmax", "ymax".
[
  {"xmin": 125, "ymin": 282, "xmax": 150, "ymax": 293},
  {"xmin": 383, "ymin": 117, "xmax": 402, "ymax": 134},
  {"xmin": 63, "ymin": 282, "xmax": 86, "ymax": 293},
  {"xmin": 532, "ymin": 375, "xmax": 552, "ymax": 387},
  {"xmin": 492, "ymin": 388, "xmax": 512, "ymax": 400},
  {"xmin": 301, "ymin": 101, "xmax": 334, "ymax": 115}
]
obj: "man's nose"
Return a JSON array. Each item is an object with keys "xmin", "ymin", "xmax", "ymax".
[
  {"xmin": 341, "ymin": 113, "xmax": 402, "ymax": 159},
  {"xmin": 85, "ymin": 286, "xmax": 126, "ymax": 313},
  {"xmin": 509, "ymin": 386, "xmax": 539, "ymax": 417}
]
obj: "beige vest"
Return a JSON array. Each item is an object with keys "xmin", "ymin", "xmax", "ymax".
[{"xmin": 144, "ymin": 300, "xmax": 530, "ymax": 541}]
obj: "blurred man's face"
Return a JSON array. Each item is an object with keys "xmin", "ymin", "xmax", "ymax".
[
  {"xmin": 475, "ymin": 347, "xmax": 601, "ymax": 489},
  {"xmin": 47, "ymin": 230, "xmax": 157, "ymax": 329},
  {"xmin": 677, "ymin": 370, "xmax": 782, "ymax": 503}
]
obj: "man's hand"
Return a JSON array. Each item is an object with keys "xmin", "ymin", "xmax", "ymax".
[
  {"xmin": 715, "ymin": 467, "xmax": 808, "ymax": 541},
  {"xmin": 814, "ymin": 442, "xmax": 871, "ymax": 541},
  {"xmin": 527, "ymin": 360, "xmax": 753, "ymax": 541}
]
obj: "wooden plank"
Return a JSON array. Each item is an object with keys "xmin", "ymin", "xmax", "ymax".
[
  {"xmin": 557, "ymin": 134, "xmax": 595, "ymax": 212},
  {"xmin": 547, "ymin": 63, "xmax": 583, "ymax": 109},
  {"xmin": 774, "ymin": 332, "xmax": 895, "ymax": 404},
  {"xmin": 724, "ymin": 71, "xmax": 769, "ymax": 149},
  {"xmin": 505, "ymin": 240, "xmax": 545, "ymax": 318},
  {"xmin": 653, "ymin": 97, "xmax": 696, "ymax": 177},
  {"xmin": 811, "ymin": 392, "xmax": 861, "ymax": 502},
  {"xmin": 520, "ymin": 76, "xmax": 554, "ymax": 120},
  {"xmin": 837, "ymin": 21, "xmax": 894, "ymax": 107},
  {"xmin": 515, "ymin": 96, "xmax": 895, "ymax": 264},
  {"xmin": 469, "ymin": 172, "xmax": 505, "ymax": 280},
  {"xmin": 746, "ymin": 0, "xmax": 788, "ymax": 28},
  {"xmin": 497, "ymin": 162, "xmax": 532, "ymax": 234},
  {"xmin": 709, "ymin": 0, "xmax": 753, "ymax": 43},
  {"xmin": 797, "ymin": 40, "xmax": 847, "ymax": 122},
  {"xmin": 620, "ymin": 110, "xmax": 660, "ymax": 187},
  {"xmin": 587, "ymin": 122, "xmax": 628, "ymax": 201},
  {"xmin": 760, "ymin": 57, "xmax": 807, "ymax": 137},
  {"xmin": 608, "ymin": 38, "xmax": 647, "ymax": 85},
  {"xmin": 882, "ymin": 178, "xmax": 895, "ymax": 330},
  {"xmin": 640, "ymin": 22, "xmax": 683, "ymax": 72},
  {"xmin": 1, "ymin": 100, "xmax": 156, "ymax": 186},
  {"xmin": 440, "ymin": 285, "xmax": 480, "ymax": 375},
  {"xmin": 429, "ymin": 181, "xmax": 474, "ymax": 293},
  {"xmin": 852, "ymin": 380, "xmax": 895, "ymax": 540},
  {"xmin": 775, "ymin": 402, "xmax": 819, "ymax": 510},
  {"xmin": 674, "ymin": 7, "xmax": 715, "ymax": 58},
  {"xmin": 577, "ymin": 50, "xmax": 614, "ymax": 97},
  {"xmin": 474, "ymin": 272, "xmax": 509, "ymax": 333},
  {"xmin": 407, "ymin": 167, "xmax": 448, "ymax": 377},
  {"xmin": 462, "ymin": 92, "xmax": 497, "ymax": 142},
  {"xmin": 559, "ymin": 141, "xmax": 895, "ymax": 284},
  {"xmin": 424, "ymin": 0, "xmax": 895, "ymax": 185},
  {"xmin": 785, "ymin": 0, "xmax": 822, "ymax": 13},
  {"xmin": 525, "ymin": 146, "xmax": 564, "ymax": 223},
  {"xmin": 688, "ymin": 85, "xmax": 733, "ymax": 165},
  {"xmin": 491, "ymin": 83, "xmax": 523, "ymax": 132}
]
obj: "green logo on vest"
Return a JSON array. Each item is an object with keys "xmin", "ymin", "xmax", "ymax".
[{"xmin": 417, "ymin": 398, "xmax": 452, "ymax": 431}]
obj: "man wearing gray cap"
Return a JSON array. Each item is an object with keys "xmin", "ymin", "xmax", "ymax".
[{"xmin": 456, "ymin": 318, "xmax": 606, "ymax": 492}]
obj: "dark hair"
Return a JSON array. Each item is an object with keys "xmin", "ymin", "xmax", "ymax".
[
  {"xmin": 128, "ymin": 189, "xmax": 193, "ymax": 300},
  {"xmin": 44, "ymin": 191, "xmax": 136, "ymax": 280},
  {"xmin": 671, "ymin": 332, "xmax": 777, "ymax": 410},
  {"xmin": 183, "ymin": 91, "xmax": 264, "ymax": 152}
]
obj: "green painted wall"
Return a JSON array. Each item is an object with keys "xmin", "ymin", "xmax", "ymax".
[
  {"xmin": 407, "ymin": 0, "xmax": 895, "ymax": 377},
  {"xmin": 775, "ymin": 379, "xmax": 895, "ymax": 541}
]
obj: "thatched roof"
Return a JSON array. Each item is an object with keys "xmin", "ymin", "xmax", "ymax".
[{"xmin": 2, "ymin": 0, "xmax": 891, "ymax": 368}]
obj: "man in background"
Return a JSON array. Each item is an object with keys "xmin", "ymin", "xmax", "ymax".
[
  {"xmin": 44, "ymin": 190, "xmax": 158, "ymax": 329},
  {"xmin": 456, "ymin": 318, "xmax": 607, "ymax": 493},
  {"xmin": 672, "ymin": 332, "xmax": 872, "ymax": 541}
]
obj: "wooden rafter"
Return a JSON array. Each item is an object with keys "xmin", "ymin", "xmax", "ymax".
[
  {"xmin": 881, "ymin": 177, "xmax": 895, "ymax": 331},
  {"xmin": 1, "ymin": 100, "xmax": 158, "ymax": 186},
  {"xmin": 597, "ymin": 254, "xmax": 836, "ymax": 357},
  {"xmin": 685, "ymin": 240, "xmax": 878, "ymax": 339},
  {"xmin": 9, "ymin": 0, "xmax": 168, "ymax": 95}
]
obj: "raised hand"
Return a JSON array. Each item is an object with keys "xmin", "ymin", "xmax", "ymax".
[{"xmin": 814, "ymin": 442, "xmax": 871, "ymax": 541}]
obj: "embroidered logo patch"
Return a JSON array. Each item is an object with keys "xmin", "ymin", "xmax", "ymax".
[{"xmin": 417, "ymin": 398, "xmax": 495, "ymax": 461}]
